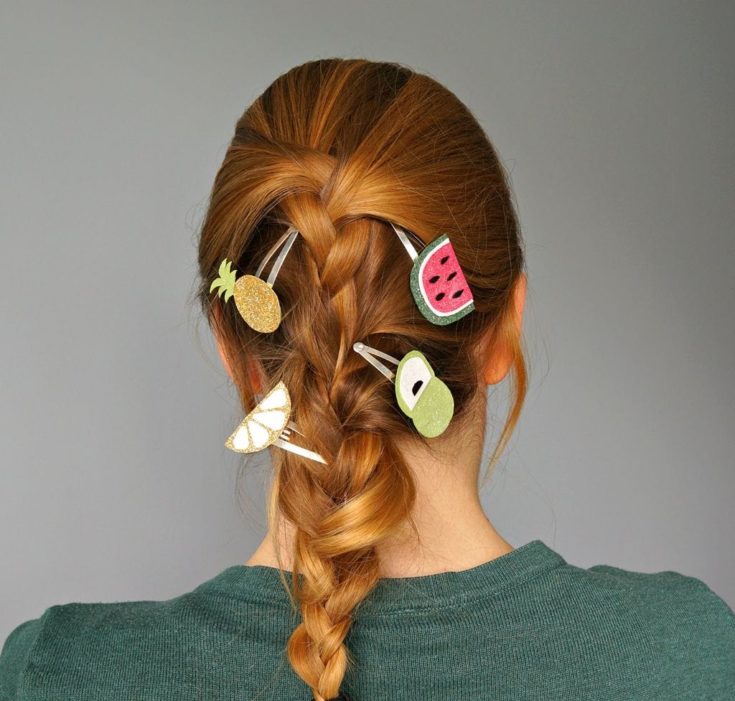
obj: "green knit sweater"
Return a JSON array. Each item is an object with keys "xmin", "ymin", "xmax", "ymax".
[{"xmin": 1, "ymin": 539, "xmax": 733, "ymax": 700}]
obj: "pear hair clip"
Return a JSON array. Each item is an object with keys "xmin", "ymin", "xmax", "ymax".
[
  {"xmin": 225, "ymin": 380, "xmax": 326, "ymax": 464},
  {"xmin": 352, "ymin": 341, "xmax": 454, "ymax": 438},
  {"xmin": 389, "ymin": 222, "xmax": 475, "ymax": 326},
  {"xmin": 210, "ymin": 227, "xmax": 300, "ymax": 333}
]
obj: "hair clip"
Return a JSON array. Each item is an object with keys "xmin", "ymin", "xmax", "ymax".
[
  {"xmin": 225, "ymin": 380, "xmax": 326, "ymax": 464},
  {"xmin": 390, "ymin": 222, "xmax": 475, "ymax": 326},
  {"xmin": 352, "ymin": 341, "xmax": 454, "ymax": 438},
  {"xmin": 210, "ymin": 227, "xmax": 299, "ymax": 333},
  {"xmin": 389, "ymin": 222, "xmax": 475, "ymax": 326}
]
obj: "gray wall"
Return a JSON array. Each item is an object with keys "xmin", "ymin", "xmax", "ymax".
[{"xmin": 1, "ymin": 1, "xmax": 733, "ymax": 641}]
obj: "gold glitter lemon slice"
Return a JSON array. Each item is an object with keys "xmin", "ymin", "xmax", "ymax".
[{"xmin": 225, "ymin": 381, "xmax": 292, "ymax": 453}]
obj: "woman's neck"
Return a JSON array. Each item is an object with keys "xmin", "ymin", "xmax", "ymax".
[
  {"xmin": 246, "ymin": 500, "xmax": 513, "ymax": 578},
  {"xmin": 245, "ymin": 390, "xmax": 514, "ymax": 576}
]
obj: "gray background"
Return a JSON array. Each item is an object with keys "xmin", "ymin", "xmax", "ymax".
[{"xmin": 1, "ymin": 1, "xmax": 733, "ymax": 642}]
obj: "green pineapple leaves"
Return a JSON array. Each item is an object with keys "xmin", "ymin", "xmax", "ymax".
[{"xmin": 209, "ymin": 259, "xmax": 237, "ymax": 303}]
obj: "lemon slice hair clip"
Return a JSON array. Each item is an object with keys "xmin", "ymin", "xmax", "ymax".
[
  {"xmin": 352, "ymin": 341, "xmax": 454, "ymax": 438},
  {"xmin": 225, "ymin": 380, "xmax": 326, "ymax": 464},
  {"xmin": 389, "ymin": 222, "xmax": 475, "ymax": 326},
  {"xmin": 210, "ymin": 227, "xmax": 300, "ymax": 333}
]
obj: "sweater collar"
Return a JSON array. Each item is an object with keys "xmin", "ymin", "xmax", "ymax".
[{"xmin": 195, "ymin": 539, "xmax": 565, "ymax": 617}]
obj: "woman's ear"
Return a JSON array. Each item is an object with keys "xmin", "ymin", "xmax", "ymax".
[{"xmin": 483, "ymin": 272, "xmax": 527, "ymax": 385}]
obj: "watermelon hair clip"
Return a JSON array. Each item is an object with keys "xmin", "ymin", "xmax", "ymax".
[
  {"xmin": 389, "ymin": 222, "xmax": 475, "ymax": 326},
  {"xmin": 352, "ymin": 341, "xmax": 454, "ymax": 438},
  {"xmin": 210, "ymin": 227, "xmax": 300, "ymax": 334},
  {"xmin": 225, "ymin": 380, "xmax": 326, "ymax": 464}
]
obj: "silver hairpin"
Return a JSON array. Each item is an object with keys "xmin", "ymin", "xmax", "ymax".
[{"xmin": 273, "ymin": 421, "xmax": 327, "ymax": 464}]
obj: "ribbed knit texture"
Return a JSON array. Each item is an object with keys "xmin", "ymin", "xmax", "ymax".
[{"xmin": 1, "ymin": 539, "xmax": 734, "ymax": 700}]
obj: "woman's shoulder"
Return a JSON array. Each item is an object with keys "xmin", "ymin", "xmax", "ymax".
[
  {"xmin": 554, "ymin": 554, "xmax": 735, "ymax": 631},
  {"xmin": 0, "ymin": 597, "xmax": 170, "ymax": 697},
  {"xmin": 547, "ymin": 555, "xmax": 735, "ymax": 683},
  {"xmin": 584, "ymin": 559, "xmax": 734, "ymax": 625},
  {"xmin": 0, "ymin": 611, "xmax": 48, "ymax": 700},
  {"xmin": 0, "ymin": 569, "xmax": 297, "ymax": 700},
  {"xmin": 1, "ymin": 593, "xmax": 189, "ymax": 649},
  {"xmin": 490, "ymin": 547, "xmax": 731, "ymax": 696},
  {"xmin": 0, "ymin": 583, "xmax": 243, "ymax": 699}
]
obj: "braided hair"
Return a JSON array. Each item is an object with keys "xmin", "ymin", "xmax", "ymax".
[{"xmin": 196, "ymin": 58, "xmax": 526, "ymax": 701}]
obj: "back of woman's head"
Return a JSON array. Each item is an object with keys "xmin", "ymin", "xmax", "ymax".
[{"xmin": 196, "ymin": 57, "xmax": 526, "ymax": 701}]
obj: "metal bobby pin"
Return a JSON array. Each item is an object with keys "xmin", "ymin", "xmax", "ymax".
[
  {"xmin": 255, "ymin": 226, "xmax": 300, "ymax": 284},
  {"xmin": 352, "ymin": 342, "xmax": 400, "ymax": 381},
  {"xmin": 273, "ymin": 422, "xmax": 327, "ymax": 464}
]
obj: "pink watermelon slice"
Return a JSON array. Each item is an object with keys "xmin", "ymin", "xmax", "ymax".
[{"xmin": 410, "ymin": 234, "xmax": 475, "ymax": 325}]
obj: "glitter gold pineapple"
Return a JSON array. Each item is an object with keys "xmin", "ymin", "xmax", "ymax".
[
  {"xmin": 209, "ymin": 259, "xmax": 281, "ymax": 333},
  {"xmin": 209, "ymin": 228, "xmax": 299, "ymax": 334}
]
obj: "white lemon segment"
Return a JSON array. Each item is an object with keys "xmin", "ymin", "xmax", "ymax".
[
  {"xmin": 259, "ymin": 385, "xmax": 289, "ymax": 410},
  {"xmin": 251, "ymin": 409, "xmax": 288, "ymax": 431},
  {"xmin": 225, "ymin": 380, "xmax": 292, "ymax": 454},
  {"xmin": 229, "ymin": 425, "xmax": 250, "ymax": 451},
  {"xmin": 248, "ymin": 421, "xmax": 270, "ymax": 449}
]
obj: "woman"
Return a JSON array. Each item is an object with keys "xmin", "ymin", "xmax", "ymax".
[{"xmin": 1, "ymin": 58, "xmax": 733, "ymax": 701}]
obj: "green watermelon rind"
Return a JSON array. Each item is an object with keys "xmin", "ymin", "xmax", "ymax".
[{"xmin": 409, "ymin": 234, "xmax": 475, "ymax": 326}]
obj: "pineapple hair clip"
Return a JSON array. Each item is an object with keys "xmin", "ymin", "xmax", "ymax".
[
  {"xmin": 210, "ymin": 226, "xmax": 300, "ymax": 333},
  {"xmin": 225, "ymin": 380, "xmax": 326, "ymax": 464},
  {"xmin": 352, "ymin": 341, "xmax": 454, "ymax": 438},
  {"xmin": 389, "ymin": 222, "xmax": 475, "ymax": 326}
]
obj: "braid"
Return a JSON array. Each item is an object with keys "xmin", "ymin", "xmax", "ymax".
[
  {"xmin": 272, "ymin": 190, "xmax": 417, "ymax": 700},
  {"xmin": 196, "ymin": 58, "xmax": 527, "ymax": 700}
]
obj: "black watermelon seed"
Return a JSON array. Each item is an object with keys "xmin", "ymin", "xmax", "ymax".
[
  {"xmin": 452, "ymin": 289, "xmax": 464, "ymax": 298},
  {"xmin": 429, "ymin": 275, "xmax": 440, "ymax": 284},
  {"xmin": 447, "ymin": 271, "xmax": 457, "ymax": 281},
  {"xmin": 435, "ymin": 292, "xmax": 446, "ymax": 301},
  {"xmin": 440, "ymin": 255, "xmax": 450, "ymax": 264}
]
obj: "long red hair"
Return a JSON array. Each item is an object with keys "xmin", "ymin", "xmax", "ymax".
[{"xmin": 196, "ymin": 58, "xmax": 526, "ymax": 701}]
